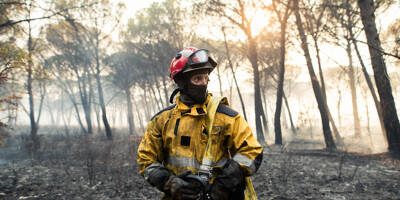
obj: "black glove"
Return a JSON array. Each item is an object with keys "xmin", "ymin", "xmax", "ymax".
[
  {"xmin": 210, "ymin": 160, "xmax": 246, "ymax": 200},
  {"xmin": 164, "ymin": 171, "xmax": 202, "ymax": 200},
  {"xmin": 146, "ymin": 166, "xmax": 171, "ymax": 192}
]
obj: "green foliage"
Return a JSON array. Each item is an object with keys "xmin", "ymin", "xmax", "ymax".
[
  {"xmin": 105, "ymin": 51, "xmax": 148, "ymax": 91},
  {"xmin": 121, "ymin": 0, "xmax": 189, "ymax": 83},
  {"xmin": 0, "ymin": 42, "xmax": 25, "ymax": 144}
]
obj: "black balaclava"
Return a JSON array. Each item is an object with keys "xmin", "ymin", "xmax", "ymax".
[
  {"xmin": 172, "ymin": 69, "xmax": 210, "ymax": 105},
  {"xmin": 183, "ymin": 82, "xmax": 208, "ymax": 104}
]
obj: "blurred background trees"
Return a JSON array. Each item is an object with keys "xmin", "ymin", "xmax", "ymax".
[{"xmin": 1, "ymin": 0, "xmax": 400, "ymax": 156}]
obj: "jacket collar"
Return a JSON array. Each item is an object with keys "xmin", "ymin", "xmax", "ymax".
[
  {"xmin": 175, "ymin": 94, "xmax": 212, "ymax": 116},
  {"xmin": 174, "ymin": 93, "xmax": 230, "ymax": 117}
]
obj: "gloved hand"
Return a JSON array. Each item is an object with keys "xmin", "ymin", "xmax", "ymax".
[
  {"xmin": 146, "ymin": 166, "xmax": 171, "ymax": 192},
  {"xmin": 210, "ymin": 159, "xmax": 246, "ymax": 200},
  {"xmin": 164, "ymin": 171, "xmax": 202, "ymax": 200}
]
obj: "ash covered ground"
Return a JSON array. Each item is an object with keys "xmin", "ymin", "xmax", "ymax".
[{"xmin": 0, "ymin": 131, "xmax": 399, "ymax": 200}]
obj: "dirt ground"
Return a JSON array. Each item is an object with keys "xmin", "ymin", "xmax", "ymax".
[{"xmin": 0, "ymin": 132, "xmax": 399, "ymax": 200}]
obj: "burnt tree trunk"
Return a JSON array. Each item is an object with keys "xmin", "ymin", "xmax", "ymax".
[
  {"xmin": 94, "ymin": 34, "xmax": 112, "ymax": 140},
  {"xmin": 161, "ymin": 75, "xmax": 169, "ymax": 106},
  {"xmin": 27, "ymin": 20, "xmax": 40, "ymax": 153},
  {"xmin": 125, "ymin": 88, "xmax": 135, "ymax": 135},
  {"xmin": 358, "ymin": 0, "xmax": 400, "ymax": 155},
  {"xmin": 150, "ymin": 84, "xmax": 162, "ymax": 111},
  {"xmin": 337, "ymin": 89, "xmax": 342, "ymax": 127},
  {"xmin": 294, "ymin": 0, "xmax": 336, "ymax": 151},
  {"xmin": 352, "ymin": 35, "xmax": 387, "ymax": 142},
  {"xmin": 154, "ymin": 74, "xmax": 165, "ymax": 108},
  {"xmin": 313, "ymin": 37, "xmax": 342, "ymax": 144},
  {"xmin": 67, "ymin": 18, "xmax": 93, "ymax": 134},
  {"xmin": 216, "ymin": 58, "xmax": 224, "ymax": 97},
  {"xmin": 345, "ymin": 0, "xmax": 361, "ymax": 137},
  {"xmin": 283, "ymin": 91, "xmax": 297, "ymax": 135},
  {"xmin": 261, "ymin": 85, "xmax": 269, "ymax": 136},
  {"xmin": 222, "ymin": 27, "xmax": 248, "ymax": 121},
  {"xmin": 142, "ymin": 87, "xmax": 151, "ymax": 120},
  {"xmin": 274, "ymin": 28, "xmax": 285, "ymax": 145},
  {"xmin": 273, "ymin": 0, "xmax": 291, "ymax": 145},
  {"xmin": 94, "ymin": 104, "xmax": 101, "ymax": 133},
  {"xmin": 346, "ymin": 37, "xmax": 361, "ymax": 137},
  {"xmin": 65, "ymin": 86, "xmax": 87, "ymax": 133},
  {"xmin": 248, "ymin": 35, "xmax": 267, "ymax": 146}
]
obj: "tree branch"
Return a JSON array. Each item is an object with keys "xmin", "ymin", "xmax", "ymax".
[
  {"xmin": 0, "ymin": 2, "xmax": 25, "ymax": 5},
  {"xmin": 0, "ymin": 3, "xmax": 96, "ymax": 29}
]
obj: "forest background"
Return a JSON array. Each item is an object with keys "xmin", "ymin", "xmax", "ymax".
[
  {"xmin": 1, "ymin": 0, "xmax": 400, "ymax": 157},
  {"xmin": 1, "ymin": 0, "xmax": 400, "ymax": 199}
]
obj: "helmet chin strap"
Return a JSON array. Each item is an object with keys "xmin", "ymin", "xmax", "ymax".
[
  {"xmin": 169, "ymin": 88, "xmax": 181, "ymax": 104},
  {"xmin": 169, "ymin": 83, "xmax": 195, "ymax": 105}
]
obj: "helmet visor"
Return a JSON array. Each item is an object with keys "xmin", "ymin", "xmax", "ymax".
[
  {"xmin": 188, "ymin": 49, "xmax": 210, "ymax": 66},
  {"xmin": 181, "ymin": 49, "xmax": 217, "ymax": 74}
]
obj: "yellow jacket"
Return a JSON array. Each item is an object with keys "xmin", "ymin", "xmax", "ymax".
[{"xmin": 137, "ymin": 94, "xmax": 263, "ymax": 197}]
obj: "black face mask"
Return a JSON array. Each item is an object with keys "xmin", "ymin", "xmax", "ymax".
[{"xmin": 183, "ymin": 83, "xmax": 208, "ymax": 104}]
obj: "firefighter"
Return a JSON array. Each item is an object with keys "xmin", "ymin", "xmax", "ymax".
[{"xmin": 137, "ymin": 47, "xmax": 263, "ymax": 200}]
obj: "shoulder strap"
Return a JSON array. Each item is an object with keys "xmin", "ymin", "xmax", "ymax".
[
  {"xmin": 206, "ymin": 96, "xmax": 223, "ymax": 139},
  {"xmin": 198, "ymin": 96, "xmax": 223, "ymax": 182}
]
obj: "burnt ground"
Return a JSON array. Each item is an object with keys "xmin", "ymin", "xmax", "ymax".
[{"xmin": 0, "ymin": 132, "xmax": 399, "ymax": 200}]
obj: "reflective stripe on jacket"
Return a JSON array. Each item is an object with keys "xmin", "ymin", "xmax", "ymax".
[{"xmin": 137, "ymin": 93, "xmax": 263, "ymax": 186}]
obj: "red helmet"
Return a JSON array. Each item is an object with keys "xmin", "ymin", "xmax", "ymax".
[{"xmin": 169, "ymin": 47, "xmax": 217, "ymax": 80}]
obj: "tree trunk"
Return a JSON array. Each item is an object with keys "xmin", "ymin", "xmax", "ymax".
[
  {"xmin": 294, "ymin": 0, "xmax": 336, "ymax": 151},
  {"xmin": 326, "ymin": 104, "xmax": 343, "ymax": 144},
  {"xmin": 313, "ymin": 37, "xmax": 342, "ymax": 143},
  {"xmin": 346, "ymin": 41, "xmax": 361, "ymax": 137},
  {"xmin": 149, "ymin": 84, "xmax": 160, "ymax": 113},
  {"xmin": 64, "ymin": 87, "xmax": 87, "ymax": 133},
  {"xmin": 76, "ymin": 65, "xmax": 93, "ymax": 134},
  {"xmin": 313, "ymin": 38, "xmax": 327, "ymax": 101},
  {"xmin": 95, "ymin": 43, "xmax": 112, "ymax": 140},
  {"xmin": 228, "ymin": 75, "xmax": 233, "ymax": 105},
  {"xmin": 96, "ymin": 74, "xmax": 112, "ymax": 140},
  {"xmin": 154, "ymin": 75, "xmax": 165, "ymax": 108},
  {"xmin": 27, "ymin": 20, "xmax": 39, "ymax": 153},
  {"xmin": 134, "ymin": 99, "xmax": 145, "ymax": 133},
  {"xmin": 261, "ymin": 85, "xmax": 269, "ymax": 136},
  {"xmin": 125, "ymin": 88, "xmax": 135, "ymax": 135},
  {"xmin": 273, "ymin": 2, "xmax": 291, "ymax": 145},
  {"xmin": 142, "ymin": 87, "xmax": 151, "ymax": 120},
  {"xmin": 352, "ymin": 35, "xmax": 387, "ymax": 142},
  {"xmin": 248, "ymin": 35, "xmax": 267, "ymax": 146},
  {"xmin": 96, "ymin": 71, "xmax": 113, "ymax": 140},
  {"xmin": 337, "ymin": 88, "xmax": 342, "ymax": 127},
  {"xmin": 358, "ymin": 0, "xmax": 400, "ymax": 155},
  {"xmin": 161, "ymin": 75, "xmax": 169, "ymax": 106},
  {"xmin": 222, "ymin": 27, "xmax": 248, "ymax": 121},
  {"xmin": 82, "ymin": 99, "xmax": 93, "ymax": 134},
  {"xmin": 274, "ymin": 18, "xmax": 289, "ymax": 145},
  {"xmin": 150, "ymin": 84, "xmax": 162, "ymax": 111},
  {"xmin": 61, "ymin": 92, "xmax": 70, "ymax": 136},
  {"xmin": 36, "ymin": 83, "xmax": 46, "ymax": 127},
  {"xmin": 283, "ymin": 91, "xmax": 297, "ymax": 135},
  {"xmin": 362, "ymin": 88, "xmax": 371, "ymax": 132},
  {"xmin": 94, "ymin": 104, "xmax": 101, "ymax": 133},
  {"xmin": 69, "ymin": 18, "xmax": 93, "ymax": 134},
  {"xmin": 216, "ymin": 58, "xmax": 224, "ymax": 97}
]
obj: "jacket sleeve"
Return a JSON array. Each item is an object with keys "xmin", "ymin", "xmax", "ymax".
[
  {"xmin": 137, "ymin": 117, "xmax": 165, "ymax": 176},
  {"xmin": 230, "ymin": 115, "xmax": 263, "ymax": 176}
]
